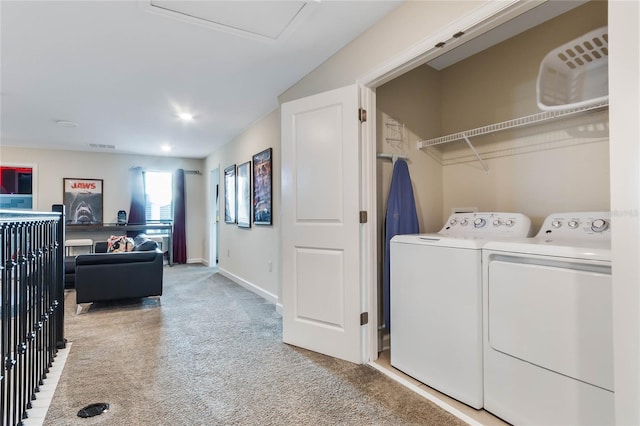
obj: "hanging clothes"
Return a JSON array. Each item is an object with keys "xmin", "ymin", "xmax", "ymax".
[{"xmin": 383, "ymin": 159, "xmax": 419, "ymax": 330}]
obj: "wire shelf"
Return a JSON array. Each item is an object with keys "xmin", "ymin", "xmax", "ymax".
[{"xmin": 417, "ymin": 101, "xmax": 608, "ymax": 149}]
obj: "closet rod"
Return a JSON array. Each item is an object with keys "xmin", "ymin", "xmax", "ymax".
[{"xmin": 377, "ymin": 153, "xmax": 409, "ymax": 163}]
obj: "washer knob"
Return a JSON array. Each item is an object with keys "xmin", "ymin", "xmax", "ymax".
[
  {"xmin": 449, "ymin": 219, "xmax": 458, "ymax": 226},
  {"xmin": 493, "ymin": 219, "xmax": 501, "ymax": 226},
  {"xmin": 505, "ymin": 219, "xmax": 515, "ymax": 227},
  {"xmin": 591, "ymin": 219, "xmax": 609, "ymax": 232},
  {"xmin": 460, "ymin": 219, "xmax": 468, "ymax": 226},
  {"xmin": 473, "ymin": 218, "xmax": 486, "ymax": 228},
  {"xmin": 568, "ymin": 220, "xmax": 579, "ymax": 229},
  {"xmin": 552, "ymin": 220, "xmax": 562, "ymax": 228}
]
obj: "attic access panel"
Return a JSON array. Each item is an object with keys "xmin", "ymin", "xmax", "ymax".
[{"xmin": 146, "ymin": 1, "xmax": 313, "ymax": 42}]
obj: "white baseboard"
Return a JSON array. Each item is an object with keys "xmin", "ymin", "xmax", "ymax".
[
  {"xmin": 218, "ymin": 268, "xmax": 278, "ymax": 305},
  {"xmin": 367, "ymin": 361, "xmax": 482, "ymax": 426},
  {"xmin": 187, "ymin": 258, "xmax": 204, "ymax": 264},
  {"xmin": 23, "ymin": 343, "xmax": 72, "ymax": 426}
]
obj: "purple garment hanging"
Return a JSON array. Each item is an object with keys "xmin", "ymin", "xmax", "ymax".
[{"xmin": 383, "ymin": 159, "xmax": 419, "ymax": 330}]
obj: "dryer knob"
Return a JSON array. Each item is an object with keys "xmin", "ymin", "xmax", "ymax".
[
  {"xmin": 552, "ymin": 220, "xmax": 562, "ymax": 228},
  {"xmin": 493, "ymin": 219, "xmax": 501, "ymax": 226},
  {"xmin": 460, "ymin": 219, "xmax": 468, "ymax": 226},
  {"xmin": 473, "ymin": 218, "xmax": 486, "ymax": 228},
  {"xmin": 591, "ymin": 219, "xmax": 609, "ymax": 232},
  {"xmin": 449, "ymin": 219, "xmax": 458, "ymax": 226},
  {"xmin": 505, "ymin": 219, "xmax": 515, "ymax": 227},
  {"xmin": 568, "ymin": 220, "xmax": 579, "ymax": 229}
]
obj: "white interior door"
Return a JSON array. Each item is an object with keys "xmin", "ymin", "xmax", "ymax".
[
  {"xmin": 281, "ymin": 84, "xmax": 363, "ymax": 363},
  {"xmin": 210, "ymin": 168, "xmax": 219, "ymax": 266}
]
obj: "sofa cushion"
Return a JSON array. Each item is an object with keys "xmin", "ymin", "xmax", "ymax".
[
  {"xmin": 76, "ymin": 250, "xmax": 161, "ymax": 266},
  {"xmin": 107, "ymin": 235, "xmax": 134, "ymax": 253},
  {"xmin": 133, "ymin": 233, "xmax": 159, "ymax": 251}
]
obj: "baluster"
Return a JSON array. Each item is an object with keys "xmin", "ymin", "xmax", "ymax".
[{"xmin": 0, "ymin": 211, "xmax": 63, "ymax": 426}]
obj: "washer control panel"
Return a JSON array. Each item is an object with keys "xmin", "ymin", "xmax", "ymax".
[
  {"xmin": 538, "ymin": 212, "xmax": 611, "ymax": 240},
  {"xmin": 440, "ymin": 212, "xmax": 533, "ymax": 238}
]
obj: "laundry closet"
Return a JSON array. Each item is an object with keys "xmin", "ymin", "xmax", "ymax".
[{"xmin": 375, "ymin": 0, "xmax": 610, "ymax": 420}]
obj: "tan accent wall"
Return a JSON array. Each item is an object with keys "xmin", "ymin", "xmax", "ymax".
[
  {"xmin": 376, "ymin": 1, "xmax": 609, "ymax": 232},
  {"xmin": 204, "ymin": 108, "xmax": 281, "ymax": 302},
  {"xmin": 0, "ymin": 146, "xmax": 206, "ymax": 262}
]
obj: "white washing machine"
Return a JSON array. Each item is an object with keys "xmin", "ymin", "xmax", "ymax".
[
  {"xmin": 482, "ymin": 212, "xmax": 613, "ymax": 425},
  {"xmin": 390, "ymin": 212, "xmax": 532, "ymax": 409}
]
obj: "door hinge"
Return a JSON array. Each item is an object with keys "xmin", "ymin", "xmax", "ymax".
[
  {"xmin": 359, "ymin": 211, "xmax": 368, "ymax": 224},
  {"xmin": 360, "ymin": 312, "xmax": 369, "ymax": 326},
  {"xmin": 358, "ymin": 108, "xmax": 367, "ymax": 123}
]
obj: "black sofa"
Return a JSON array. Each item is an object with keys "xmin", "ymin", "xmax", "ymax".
[{"xmin": 74, "ymin": 234, "xmax": 164, "ymax": 305}]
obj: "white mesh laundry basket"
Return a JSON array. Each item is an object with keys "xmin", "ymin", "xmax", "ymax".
[{"xmin": 537, "ymin": 26, "xmax": 608, "ymax": 111}]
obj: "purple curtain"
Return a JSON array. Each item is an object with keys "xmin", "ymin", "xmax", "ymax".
[
  {"xmin": 129, "ymin": 167, "xmax": 146, "ymax": 225},
  {"xmin": 172, "ymin": 169, "xmax": 187, "ymax": 264}
]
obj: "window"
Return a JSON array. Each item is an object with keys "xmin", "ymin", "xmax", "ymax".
[{"xmin": 144, "ymin": 171, "xmax": 172, "ymax": 222}]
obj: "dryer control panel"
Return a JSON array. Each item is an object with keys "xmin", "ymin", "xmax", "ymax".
[
  {"xmin": 440, "ymin": 212, "xmax": 533, "ymax": 238},
  {"xmin": 537, "ymin": 211, "xmax": 611, "ymax": 241}
]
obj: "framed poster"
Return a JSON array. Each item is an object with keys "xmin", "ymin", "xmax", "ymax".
[
  {"xmin": 0, "ymin": 163, "xmax": 36, "ymax": 210},
  {"xmin": 236, "ymin": 161, "xmax": 251, "ymax": 228},
  {"xmin": 224, "ymin": 165, "xmax": 236, "ymax": 224},
  {"xmin": 252, "ymin": 148, "xmax": 272, "ymax": 225},
  {"xmin": 63, "ymin": 178, "xmax": 103, "ymax": 225}
]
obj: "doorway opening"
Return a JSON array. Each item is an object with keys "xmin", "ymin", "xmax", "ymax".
[
  {"xmin": 210, "ymin": 168, "xmax": 220, "ymax": 268},
  {"xmin": 363, "ymin": 1, "xmax": 609, "ymax": 424}
]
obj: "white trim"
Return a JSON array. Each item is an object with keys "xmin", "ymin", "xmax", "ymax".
[
  {"xmin": 359, "ymin": 85, "xmax": 378, "ymax": 364},
  {"xmin": 218, "ymin": 267, "xmax": 278, "ymax": 304},
  {"xmin": 23, "ymin": 344, "xmax": 72, "ymax": 426},
  {"xmin": 368, "ymin": 361, "xmax": 483, "ymax": 426},
  {"xmin": 187, "ymin": 258, "xmax": 205, "ymax": 264},
  {"xmin": 358, "ymin": 0, "xmax": 548, "ymax": 88},
  {"xmin": 609, "ymin": 2, "xmax": 640, "ymax": 423},
  {"xmin": 137, "ymin": 0, "xmax": 318, "ymax": 44}
]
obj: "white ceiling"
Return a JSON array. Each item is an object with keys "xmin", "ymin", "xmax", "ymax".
[{"xmin": 1, "ymin": 1, "xmax": 401, "ymax": 159}]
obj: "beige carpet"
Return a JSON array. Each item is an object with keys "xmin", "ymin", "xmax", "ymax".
[{"xmin": 43, "ymin": 265, "xmax": 468, "ymax": 425}]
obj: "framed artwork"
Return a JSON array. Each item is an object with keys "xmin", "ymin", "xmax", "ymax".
[
  {"xmin": 63, "ymin": 178, "xmax": 103, "ymax": 225},
  {"xmin": 236, "ymin": 161, "xmax": 251, "ymax": 228},
  {"xmin": 0, "ymin": 163, "xmax": 37, "ymax": 210},
  {"xmin": 224, "ymin": 165, "xmax": 236, "ymax": 224},
  {"xmin": 252, "ymin": 148, "xmax": 272, "ymax": 225}
]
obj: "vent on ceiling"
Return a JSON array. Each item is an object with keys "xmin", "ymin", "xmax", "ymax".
[
  {"xmin": 88, "ymin": 143, "xmax": 116, "ymax": 150},
  {"xmin": 140, "ymin": 1, "xmax": 317, "ymax": 43}
]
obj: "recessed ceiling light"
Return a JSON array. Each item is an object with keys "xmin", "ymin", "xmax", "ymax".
[
  {"xmin": 55, "ymin": 120, "xmax": 78, "ymax": 127},
  {"xmin": 161, "ymin": 144, "xmax": 171, "ymax": 152},
  {"xmin": 178, "ymin": 113, "xmax": 193, "ymax": 121}
]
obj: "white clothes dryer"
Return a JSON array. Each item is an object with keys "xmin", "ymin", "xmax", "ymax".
[
  {"xmin": 390, "ymin": 212, "xmax": 532, "ymax": 409},
  {"xmin": 482, "ymin": 212, "xmax": 613, "ymax": 425}
]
